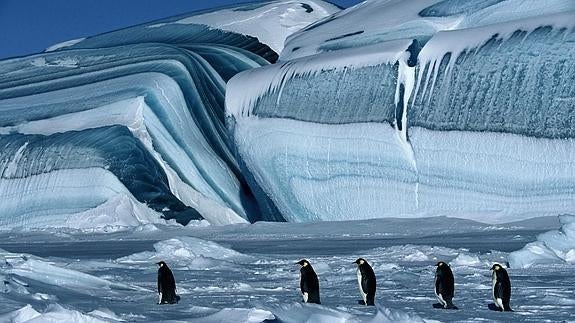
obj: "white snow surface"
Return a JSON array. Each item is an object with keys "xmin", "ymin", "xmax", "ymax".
[
  {"xmin": 0, "ymin": 216, "xmax": 573, "ymax": 322},
  {"xmin": 45, "ymin": 38, "xmax": 86, "ymax": 52},
  {"xmin": 148, "ymin": 0, "xmax": 339, "ymax": 54},
  {"xmin": 0, "ymin": 304, "xmax": 112, "ymax": 323},
  {"xmin": 281, "ymin": 0, "xmax": 575, "ymax": 60}
]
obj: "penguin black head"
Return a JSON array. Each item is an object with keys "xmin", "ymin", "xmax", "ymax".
[
  {"xmin": 354, "ymin": 258, "xmax": 367, "ymax": 265},
  {"xmin": 156, "ymin": 261, "xmax": 167, "ymax": 268},
  {"xmin": 297, "ymin": 259, "xmax": 310, "ymax": 267},
  {"xmin": 491, "ymin": 263, "xmax": 502, "ymax": 271},
  {"xmin": 436, "ymin": 261, "xmax": 447, "ymax": 267}
]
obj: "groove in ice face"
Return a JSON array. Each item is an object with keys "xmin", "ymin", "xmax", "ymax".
[
  {"xmin": 416, "ymin": 10, "xmax": 575, "ymax": 97},
  {"xmin": 2, "ymin": 142, "xmax": 29, "ymax": 179},
  {"xmin": 412, "ymin": 23, "xmax": 575, "ymax": 139},
  {"xmin": 226, "ymin": 39, "xmax": 413, "ymax": 119}
]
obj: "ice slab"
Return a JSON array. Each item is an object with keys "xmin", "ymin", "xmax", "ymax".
[
  {"xmin": 509, "ymin": 215, "xmax": 575, "ymax": 268},
  {"xmin": 0, "ymin": 304, "xmax": 112, "ymax": 323},
  {"xmin": 116, "ymin": 236, "xmax": 252, "ymax": 268}
]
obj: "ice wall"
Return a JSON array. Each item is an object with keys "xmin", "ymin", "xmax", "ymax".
[{"xmin": 227, "ymin": 0, "xmax": 575, "ymax": 222}]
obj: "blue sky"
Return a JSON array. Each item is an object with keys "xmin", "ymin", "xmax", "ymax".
[{"xmin": 0, "ymin": 0, "xmax": 362, "ymax": 60}]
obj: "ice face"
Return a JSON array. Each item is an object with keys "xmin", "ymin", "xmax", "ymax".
[{"xmin": 227, "ymin": 1, "xmax": 575, "ymax": 222}]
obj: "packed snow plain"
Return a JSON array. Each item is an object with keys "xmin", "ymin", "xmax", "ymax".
[{"xmin": 1, "ymin": 215, "xmax": 575, "ymax": 322}]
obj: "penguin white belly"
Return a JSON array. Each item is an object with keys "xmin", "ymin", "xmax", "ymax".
[
  {"xmin": 492, "ymin": 273, "xmax": 504, "ymax": 310},
  {"xmin": 302, "ymin": 292, "xmax": 308, "ymax": 303},
  {"xmin": 357, "ymin": 269, "xmax": 367, "ymax": 305}
]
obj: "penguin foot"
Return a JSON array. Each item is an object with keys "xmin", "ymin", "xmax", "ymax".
[
  {"xmin": 432, "ymin": 303, "xmax": 444, "ymax": 309},
  {"xmin": 357, "ymin": 300, "xmax": 366, "ymax": 305},
  {"xmin": 445, "ymin": 301, "xmax": 458, "ymax": 310},
  {"xmin": 488, "ymin": 303, "xmax": 502, "ymax": 311},
  {"xmin": 433, "ymin": 303, "xmax": 458, "ymax": 310}
]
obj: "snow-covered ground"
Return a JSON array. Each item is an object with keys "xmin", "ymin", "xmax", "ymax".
[{"xmin": 1, "ymin": 216, "xmax": 573, "ymax": 322}]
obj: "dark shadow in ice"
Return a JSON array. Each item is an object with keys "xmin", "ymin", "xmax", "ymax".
[{"xmin": 419, "ymin": 0, "xmax": 506, "ymax": 17}]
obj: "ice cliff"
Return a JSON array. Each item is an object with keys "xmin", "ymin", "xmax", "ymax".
[{"xmin": 226, "ymin": 0, "xmax": 575, "ymax": 222}]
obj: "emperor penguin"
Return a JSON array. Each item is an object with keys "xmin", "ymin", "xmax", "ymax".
[
  {"xmin": 491, "ymin": 263, "xmax": 512, "ymax": 311},
  {"xmin": 297, "ymin": 259, "xmax": 321, "ymax": 304},
  {"xmin": 434, "ymin": 261, "xmax": 457, "ymax": 309},
  {"xmin": 157, "ymin": 261, "xmax": 178, "ymax": 304},
  {"xmin": 354, "ymin": 258, "xmax": 376, "ymax": 306}
]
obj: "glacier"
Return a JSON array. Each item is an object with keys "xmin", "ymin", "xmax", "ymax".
[{"xmin": 227, "ymin": 0, "xmax": 575, "ymax": 223}]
